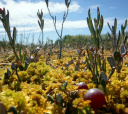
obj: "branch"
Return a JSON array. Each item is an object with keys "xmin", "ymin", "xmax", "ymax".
[{"xmin": 47, "ymin": 6, "xmax": 61, "ymax": 38}]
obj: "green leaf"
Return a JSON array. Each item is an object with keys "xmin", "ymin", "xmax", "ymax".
[
  {"xmin": 67, "ymin": 1, "xmax": 70, "ymax": 8},
  {"xmin": 63, "ymin": 81, "xmax": 68, "ymax": 89},
  {"xmin": 37, "ymin": 12, "xmax": 40, "ymax": 20},
  {"xmin": 97, "ymin": 54, "xmax": 101, "ymax": 67},
  {"xmin": 107, "ymin": 32, "xmax": 111, "ymax": 39},
  {"xmin": 8, "ymin": 106, "xmax": 17, "ymax": 114},
  {"xmin": 19, "ymin": 47, "xmax": 21, "ymax": 60},
  {"xmin": 45, "ymin": 0, "xmax": 49, "ymax": 7},
  {"xmin": 75, "ymin": 64, "xmax": 79, "ymax": 71},
  {"xmin": 88, "ymin": 8, "xmax": 91, "ymax": 19},
  {"xmin": 97, "ymin": 7, "xmax": 100, "ymax": 25},
  {"xmin": 86, "ymin": 46, "xmax": 93, "ymax": 64},
  {"xmin": 87, "ymin": 9, "xmax": 96, "ymax": 41},
  {"xmin": 117, "ymin": 30, "xmax": 121, "ymax": 48},
  {"xmin": 41, "ymin": 9, "xmax": 43, "ymax": 18},
  {"xmin": 11, "ymin": 63, "xmax": 16, "ymax": 70},
  {"xmin": 113, "ymin": 50, "xmax": 122, "ymax": 61},
  {"xmin": 86, "ymin": 58, "xmax": 91, "ymax": 71},
  {"xmin": 100, "ymin": 71, "xmax": 107, "ymax": 81},
  {"xmin": 13, "ymin": 27, "xmax": 16, "ymax": 45},
  {"xmin": 56, "ymin": 94, "xmax": 62, "ymax": 104},
  {"xmin": 96, "ymin": 37, "xmax": 100, "ymax": 49},
  {"xmin": 4, "ymin": 72, "xmax": 9, "ymax": 79},
  {"xmin": 59, "ymin": 85, "xmax": 65, "ymax": 91},
  {"xmin": 38, "ymin": 20, "xmax": 42, "ymax": 30},
  {"xmin": 65, "ymin": 0, "xmax": 70, "ymax": 8},
  {"xmin": 124, "ymin": 19, "xmax": 127, "ymax": 29},
  {"xmin": 121, "ymin": 24, "xmax": 124, "ymax": 35},
  {"xmin": 99, "ymin": 15, "xmax": 103, "ymax": 34},
  {"xmin": 114, "ymin": 18, "xmax": 117, "ymax": 34},
  {"xmin": 41, "ymin": 19, "xmax": 44, "ymax": 30},
  {"xmin": 102, "ymin": 60, "xmax": 106, "ymax": 72},
  {"xmin": 65, "ymin": 0, "xmax": 68, "ymax": 5},
  {"xmin": 7, "ymin": 68, "xmax": 11, "ymax": 76},
  {"xmin": 108, "ymin": 68, "xmax": 115, "ymax": 79},
  {"xmin": 47, "ymin": 94, "xmax": 54, "ymax": 103},
  {"xmin": 116, "ymin": 64, "xmax": 122, "ymax": 73},
  {"xmin": 101, "ymin": 80, "xmax": 106, "ymax": 88},
  {"xmin": 98, "ymin": 85, "xmax": 104, "ymax": 92},
  {"xmin": 107, "ymin": 57, "xmax": 116, "ymax": 68},
  {"xmin": 124, "ymin": 35, "xmax": 127, "ymax": 45},
  {"xmin": 94, "ymin": 18, "xmax": 97, "ymax": 29},
  {"xmin": 120, "ymin": 44, "xmax": 126, "ymax": 55},
  {"xmin": 107, "ymin": 22, "xmax": 112, "ymax": 32},
  {"xmin": 25, "ymin": 61, "xmax": 29, "ymax": 69},
  {"xmin": 5, "ymin": 11, "xmax": 9, "ymax": 28},
  {"xmin": 89, "ymin": 19, "xmax": 94, "ymax": 32},
  {"xmin": 87, "ymin": 18, "xmax": 96, "ymax": 45},
  {"xmin": 95, "ymin": 64, "xmax": 99, "ymax": 77},
  {"xmin": 19, "ymin": 65, "xmax": 24, "ymax": 71},
  {"xmin": 22, "ymin": 53, "xmax": 27, "ymax": 63},
  {"xmin": 87, "ymin": 17, "xmax": 92, "ymax": 35},
  {"xmin": 90, "ymin": 20, "xmax": 96, "ymax": 40}
]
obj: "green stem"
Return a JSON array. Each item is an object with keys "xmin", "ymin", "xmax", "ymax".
[
  {"xmin": 95, "ymin": 45, "xmax": 98, "ymax": 86},
  {"xmin": 12, "ymin": 45, "xmax": 19, "ymax": 61}
]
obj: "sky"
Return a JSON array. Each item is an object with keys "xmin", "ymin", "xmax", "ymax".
[{"xmin": 0, "ymin": 0, "xmax": 128, "ymax": 44}]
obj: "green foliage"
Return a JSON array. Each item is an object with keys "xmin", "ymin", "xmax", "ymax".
[
  {"xmin": 0, "ymin": 8, "xmax": 19, "ymax": 60},
  {"xmin": 86, "ymin": 7, "xmax": 109, "ymax": 88},
  {"xmin": 37, "ymin": 10, "xmax": 44, "ymax": 31},
  {"xmin": 87, "ymin": 7, "xmax": 103, "ymax": 49},
  {"xmin": 45, "ymin": 0, "xmax": 49, "ymax": 7},
  {"xmin": 54, "ymin": 35, "xmax": 92, "ymax": 48},
  {"xmin": 37, "ymin": 9, "xmax": 44, "ymax": 46},
  {"xmin": 19, "ymin": 47, "xmax": 27, "ymax": 63},
  {"xmin": 108, "ymin": 19, "xmax": 127, "ymax": 51},
  {"xmin": 107, "ymin": 19, "xmax": 128, "ymax": 73},
  {"xmin": 0, "ymin": 8, "xmax": 34, "ymax": 70},
  {"xmin": 8, "ymin": 106, "xmax": 17, "ymax": 114},
  {"xmin": 45, "ymin": 0, "xmax": 71, "ymax": 59},
  {"xmin": 46, "ymin": 81, "xmax": 82, "ymax": 113}
]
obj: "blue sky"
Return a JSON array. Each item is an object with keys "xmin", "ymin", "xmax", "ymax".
[{"xmin": 0, "ymin": 0, "xmax": 128, "ymax": 44}]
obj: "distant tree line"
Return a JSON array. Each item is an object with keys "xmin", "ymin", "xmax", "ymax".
[
  {"xmin": 54, "ymin": 32, "xmax": 128, "ymax": 50},
  {"xmin": 1, "ymin": 32, "xmax": 128, "ymax": 53},
  {"xmin": 54, "ymin": 34, "xmax": 110, "ymax": 50}
]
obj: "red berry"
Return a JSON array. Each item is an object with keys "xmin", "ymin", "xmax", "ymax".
[
  {"xmin": 84, "ymin": 88, "xmax": 105, "ymax": 110},
  {"xmin": 0, "ymin": 102, "xmax": 7, "ymax": 113},
  {"xmin": 0, "ymin": 8, "xmax": 3, "ymax": 14},
  {"xmin": 0, "ymin": 8, "xmax": 2, "ymax": 11},
  {"xmin": 18, "ymin": 61, "xmax": 22, "ymax": 66},
  {"xmin": 76, "ymin": 82, "xmax": 88, "ymax": 90}
]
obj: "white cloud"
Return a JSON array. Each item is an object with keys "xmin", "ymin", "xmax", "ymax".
[
  {"xmin": 48, "ymin": 1, "xmax": 80, "ymax": 13},
  {"xmin": 65, "ymin": 20, "xmax": 87, "ymax": 28},
  {"xmin": 0, "ymin": 0, "xmax": 127, "ymax": 38},
  {"xmin": 0, "ymin": 0, "xmax": 80, "ymax": 35},
  {"xmin": 0, "ymin": 17, "xmax": 127, "ymax": 37}
]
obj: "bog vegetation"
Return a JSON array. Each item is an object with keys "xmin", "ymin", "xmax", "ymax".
[{"xmin": 0, "ymin": 0, "xmax": 128, "ymax": 114}]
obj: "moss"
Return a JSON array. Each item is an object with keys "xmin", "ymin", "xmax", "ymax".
[
  {"xmin": 0, "ymin": 49, "xmax": 128, "ymax": 113},
  {"xmin": 18, "ymin": 71, "xmax": 30, "ymax": 82},
  {"xmin": 30, "ymin": 75, "xmax": 41, "ymax": 84}
]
